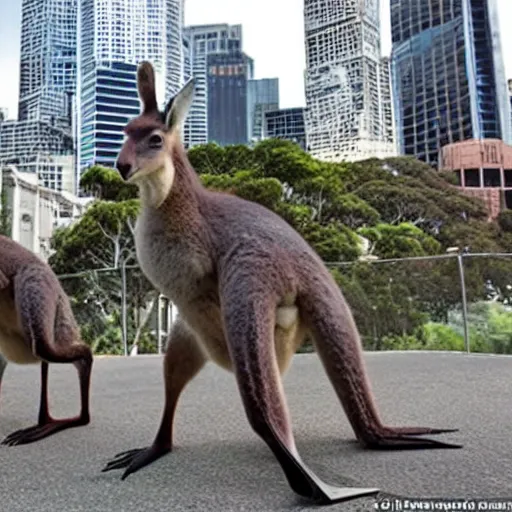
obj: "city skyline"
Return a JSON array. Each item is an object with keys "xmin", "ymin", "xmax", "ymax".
[{"xmin": 1, "ymin": 0, "xmax": 512, "ymax": 119}]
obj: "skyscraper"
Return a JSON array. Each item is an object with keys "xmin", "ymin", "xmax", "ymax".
[
  {"xmin": 18, "ymin": 0, "xmax": 77, "ymax": 128},
  {"xmin": 303, "ymin": 0, "xmax": 396, "ymax": 163},
  {"xmin": 78, "ymin": 0, "xmax": 185, "ymax": 172},
  {"xmin": 264, "ymin": 107, "xmax": 306, "ymax": 150},
  {"xmin": 183, "ymin": 24, "xmax": 251, "ymax": 148},
  {"xmin": 0, "ymin": 0, "xmax": 77, "ymax": 194},
  {"xmin": 207, "ymin": 52, "xmax": 254, "ymax": 146},
  {"xmin": 247, "ymin": 78, "xmax": 280, "ymax": 143},
  {"xmin": 390, "ymin": 0, "xmax": 511, "ymax": 165}
]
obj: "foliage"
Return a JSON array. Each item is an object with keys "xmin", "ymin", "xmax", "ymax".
[
  {"xmin": 50, "ymin": 166, "xmax": 154, "ymax": 355},
  {"xmin": 50, "ymin": 141, "xmax": 512, "ymax": 356},
  {"xmin": 0, "ymin": 189, "xmax": 11, "ymax": 237},
  {"xmin": 421, "ymin": 323, "xmax": 465, "ymax": 351},
  {"xmin": 79, "ymin": 165, "xmax": 138, "ymax": 201},
  {"xmin": 358, "ymin": 222, "xmax": 441, "ymax": 259},
  {"xmin": 497, "ymin": 210, "xmax": 512, "ymax": 233}
]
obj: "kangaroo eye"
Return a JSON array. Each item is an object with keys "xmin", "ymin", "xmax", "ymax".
[{"xmin": 148, "ymin": 134, "xmax": 163, "ymax": 148}]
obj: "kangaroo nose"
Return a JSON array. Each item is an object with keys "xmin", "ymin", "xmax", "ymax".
[{"xmin": 116, "ymin": 160, "xmax": 132, "ymax": 180}]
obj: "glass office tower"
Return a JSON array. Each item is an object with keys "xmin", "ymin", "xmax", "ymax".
[{"xmin": 391, "ymin": 0, "xmax": 511, "ymax": 165}]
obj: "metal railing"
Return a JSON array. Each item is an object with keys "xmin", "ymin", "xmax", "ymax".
[
  {"xmin": 57, "ymin": 252, "xmax": 512, "ymax": 356},
  {"xmin": 327, "ymin": 252, "xmax": 512, "ymax": 355}
]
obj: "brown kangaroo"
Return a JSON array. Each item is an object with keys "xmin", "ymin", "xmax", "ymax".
[
  {"xmin": 102, "ymin": 61, "xmax": 460, "ymax": 505},
  {"xmin": 0, "ymin": 235, "xmax": 93, "ymax": 445}
]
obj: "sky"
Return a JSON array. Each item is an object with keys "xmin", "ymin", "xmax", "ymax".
[{"xmin": 0, "ymin": 0, "xmax": 512, "ymax": 118}]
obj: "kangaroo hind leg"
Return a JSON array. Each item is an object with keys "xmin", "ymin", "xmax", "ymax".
[
  {"xmin": 299, "ymin": 279, "xmax": 461, "ymax": 450},
  {"xmin": 2, "ymin": 270, "xmax": 92, "ymax": 446},
  {"xmin": 220, "ymin": 271, "xmax": 379, "ymax": 504}
]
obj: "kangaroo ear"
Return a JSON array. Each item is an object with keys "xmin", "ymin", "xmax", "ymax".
[
  {"xmin": 163, "ymin": 78, "xmax": 195, "ymax": 132},
  {"xmin": 137, "ymin": 61, "xmax": 158, "ymax": 114}
]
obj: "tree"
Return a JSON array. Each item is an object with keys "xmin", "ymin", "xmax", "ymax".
[
  {"xmin": 50, "ymin": 168, "xmax": 155, "ymax": 354},
  {"xmin": 79, "ymin": 164, "xmax": 138, "ymax": 201},
  {"xmin": 358, "ymin": 223, "xmax": 441, "ymax": 259},
  {"xmin": 497, "ymin": 210, "xmax": 512, "ymax": 233},
  {"xmin": 0, "ymin": 189, "xmax": 11, "ymax": 237},
  {"xmin": 52, "ymin": 143, "xmax": 512, "ymax": 355}
]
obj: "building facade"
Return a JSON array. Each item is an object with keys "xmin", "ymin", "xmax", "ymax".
[
  {"xmin": 77, "ymin": 0, "xmax": 185, "ymax": 172},
  {"xmin": 391, "ymin": 0, "xmax": 511, "ymax": 166},
  {"xmin": 508, "ymin": 79, "xmax": 512, "ymax": 138},
  {"xmin": 440, "ymin": 138, "xmax": 512, "ymax": 219},
  {"xmin": 247, "ymin": 78, "xmax": 280, "ymax": 143},
  {"xmin": 79, "ymin": 62, "xmax": 140, "ymax": 170},
  {"xmin": 207, "ymin": 52, "xmax": 254, "ymax": 146},
  {"xmin": 303, "ymin": 0, "xmax": 396, "ymax": 162},
  {"xmin": 264, "ymin": 107, "xmax": 306, "ymax": 150},
  {"xmin": 0, "ymin": 165, "xmax": 92, "ymax": 260},
  {"xmin": 183, "ymin": 24, "xmax": 244, "ymax": 148},
  {"xmin": 0, "ymin": 119, "xmax": 74, "ymax": 193},
  {"xmin": 0, "ymin": 0, "xmax": 77, "ymax": 192},
  {"xmin": 18, "ymin": 0, "xmax": 77, "ymax": 128}
]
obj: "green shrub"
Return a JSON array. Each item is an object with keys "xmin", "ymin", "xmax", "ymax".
[
  {"xmin": 380, "ymin": 334, "xmax": 424, "ymax": 351},
  {"xmin": 422, "ymin": 322, "xmax": 465, "ymax": 351}
]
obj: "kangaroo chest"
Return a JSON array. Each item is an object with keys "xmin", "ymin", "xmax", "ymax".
[{"xmin": 134, "ymin": 210, "xmax": 213, "ymax": 305}]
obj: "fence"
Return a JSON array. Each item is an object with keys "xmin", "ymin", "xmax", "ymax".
[
  {"xmin": 58, "ymin": 264, "xmax": 177, "ymax": 356},
  {"xmin": 57, "ymin": 252, "xmax": 512, "ymax": 356},
  {"xmin": 326, "ymin": 252, "xmax": 512, "ymax": 354}
]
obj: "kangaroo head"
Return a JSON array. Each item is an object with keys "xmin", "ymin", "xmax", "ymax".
[{"xmin": 115, "ymin": 61, "xmax": 195, "ymax": 204}]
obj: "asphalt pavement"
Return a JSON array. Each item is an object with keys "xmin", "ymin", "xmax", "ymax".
[{"xmin": 1, "ymin": 351, "xmax": 511, "ymax": 511}]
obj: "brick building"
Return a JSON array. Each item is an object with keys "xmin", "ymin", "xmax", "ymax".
[{"xmin": 440, "ymin": 139, "xmax": 512, "ymax": 219}]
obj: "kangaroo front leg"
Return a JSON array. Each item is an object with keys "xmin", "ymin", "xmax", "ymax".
[
  {"xmin": 102, "ymin": 319, "xmax": 206, "ymax": 479},
  {"xmin": 220, "ymin": 279, "xmax": 379, "ymax": 505}
]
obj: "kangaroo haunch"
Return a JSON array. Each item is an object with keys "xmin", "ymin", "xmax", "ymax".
[{"xmin": 0, "ymin": 235, "xmax": 93, "ymax": 446}]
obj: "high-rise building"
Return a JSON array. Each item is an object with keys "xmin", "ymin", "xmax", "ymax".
[
  {"xmin": 78, "ymin": 0, "xmax": 185, "ymax": 173},
  {"xmin": 18, "ymin": 0, "xmax": 77, "ymax": 128},
  {"xmin": 0, "ymin": 120, "xmax": 75, "ymax": 192},
  {"xmin": 508, "ymin": 79, "xmax": 512, "ymax": 138},
  {"xmin": 79, "ymin": 62, "xmax": 140, "ymax": 170},
  {"xmin": 391, "ymin": 0, "xmax": 511, "ymax": 165},
  {"xmin": 0, "ymin": 0, "xmax": 77, "ymax": 193},
  {"xmin": 380, "ymin": 57, "xmax": 396, "ymax": 152},
  {"xmin": 303, "ymin": 0, "xmax": 396, "ymax": 163},
  {"xmin": 247, "ymin": 78, "xmax": 280, "ymax": 143},
  {"xmin": 207, "ymin": 52, "xmax": 254, "ymax": 146},
  {"xmin": 264, "ymin": 107, "xmax": 306, "ymax": 150},
  {"xmin": 183, "ymin": 24, "xmax": 246, "ymax": 148}
]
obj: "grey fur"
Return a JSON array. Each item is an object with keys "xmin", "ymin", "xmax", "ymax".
[
  {"xmin": 0, "ymin": 234, "xmax": 92, "ymax": 446},
  {"xmin": 103, "ymin": 61, "xmax": 460, "ymax": 504}
]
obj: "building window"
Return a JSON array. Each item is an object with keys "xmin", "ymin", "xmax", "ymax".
[
  {"xmin": 504, "ymin": 170, "xmax": 512, "ymax": 188},
  {"xmin": 483, "ymin": 168, "xmax": 501, "ymax": 187},
  {"xmin": 464, "ymin": 168, "xmax": 480, "ymax": 187}
]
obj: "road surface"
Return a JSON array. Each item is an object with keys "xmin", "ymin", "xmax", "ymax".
[{"xmin": 1, "ymin": 352, "xmax": 511, "ymax": 511}]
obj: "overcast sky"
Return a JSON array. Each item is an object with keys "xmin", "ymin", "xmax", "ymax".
[{"xmin": 1, "ymin": 0, "xmax": 512, "ymax": 117}]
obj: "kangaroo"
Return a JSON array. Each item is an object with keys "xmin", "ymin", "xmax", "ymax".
[
  {"xmin": 0, "ymin": 235, "xmax": 92, "ymax": 445},
  {"xmin": 102, "ymin": 61, "xmax": 460, "ymax": 505}
]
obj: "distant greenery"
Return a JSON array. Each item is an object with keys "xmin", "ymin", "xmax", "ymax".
[
  {"xmin": 0, "ymin": 189, "xmax": 11, "ymax": 237},
  {"xmin": 49, "ymin": 140, "xmax": 512, "ymax": 355}
]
